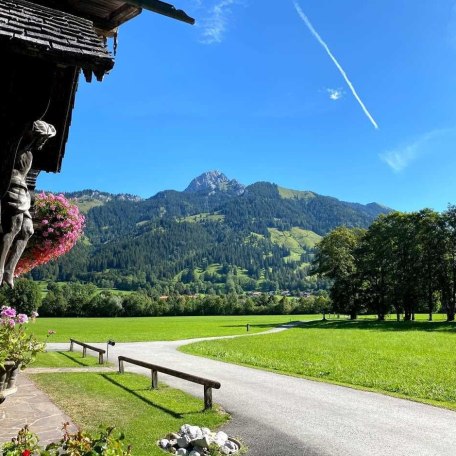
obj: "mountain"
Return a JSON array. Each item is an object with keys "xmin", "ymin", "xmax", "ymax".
[
  {"xmin": 184, "ymin": 170, "xmax": 245, "ymax": 196},
  {"xmin": 32, "ymin": 173, "xmax": 392, "ymax": 294}
]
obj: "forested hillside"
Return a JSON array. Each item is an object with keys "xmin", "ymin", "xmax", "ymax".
[{"xmin": 32, "ymin": 171, "xmax": 391, "ymax": 294}]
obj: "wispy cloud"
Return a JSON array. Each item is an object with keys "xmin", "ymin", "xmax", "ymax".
[
  {"xmin": 380, "ymin": 128, "xmax": 451, "ymax": 172},
  {"xmin": 292, "ymin": 1, "xmax": 379, "ymax": 130},
  {"xmin": 199, "ymin": 0, "xmax": 241, "ymax": 45},
  {"xmin": 327, "ymin": 88, "xmax": 344, "ymax": 101}
]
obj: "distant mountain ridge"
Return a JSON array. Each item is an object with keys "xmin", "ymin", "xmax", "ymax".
[{"xmin": 34, "ymin": 172, "xmax": 392, "ymax": 294}]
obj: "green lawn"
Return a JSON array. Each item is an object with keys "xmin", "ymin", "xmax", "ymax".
[
  {"xmin": 31, "ymin": 315, "xmax": 319, "ymax": 343},
  {"xmin": 31, "ymin": 351, "xmax": 106, "ymax": 368},
  {"xmin": 181, "ymin": 319, "xmax": 456, "ymax": 410},
  {"xmin": 31, "ymin": 372, "xmax": 228, "ymax": 456}
]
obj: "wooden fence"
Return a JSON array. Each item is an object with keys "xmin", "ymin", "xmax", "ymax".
[
  {"xmin": 118, "ymin": 355, "xmax": 221, "ymax": 410},
  {"xmin": 69, "ymin": 339, "xmax": 105, "ymax": 364}
]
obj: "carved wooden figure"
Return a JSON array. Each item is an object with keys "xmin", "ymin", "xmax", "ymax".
[{"xmin": 0, "ymin": 121, "xmax": 56, "ymax": 288}]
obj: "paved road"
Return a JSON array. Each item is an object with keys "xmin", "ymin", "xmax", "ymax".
[{"xmin": 49, "ymin": 325, "xmax": 456, "ymax": 456}]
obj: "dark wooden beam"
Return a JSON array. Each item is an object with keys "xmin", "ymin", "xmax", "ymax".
[{"xmin": 124, "ymin": 0, "xmax": 195, "ymax": 24}]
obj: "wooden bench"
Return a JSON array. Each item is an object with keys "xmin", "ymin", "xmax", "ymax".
[
  {"xmin": 118, "ymin": 355, "xmax": 221, "ymax": 410},
  {"xmin": 69, "ymin": 339, "xmax": 105, "ymax": 364}
]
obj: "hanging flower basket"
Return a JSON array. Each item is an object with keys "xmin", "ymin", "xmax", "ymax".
[{"xmin": 15, "ymin": 193, "xmax": 85, "ymax": 276}]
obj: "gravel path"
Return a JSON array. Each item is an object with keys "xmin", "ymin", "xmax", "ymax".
[{"xmin": 48, "ymin": 323, "xmax": 456, "ymax": 456}]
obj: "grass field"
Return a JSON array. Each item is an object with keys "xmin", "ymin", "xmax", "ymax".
[
  {"xmin": 31, "ymin": 351, "xmax": 106, "ymax": 368},
  {"xmin": 31, "ymin": 315, "xmax": 319, "ymax": 343},
  {"xmin": 31, "ymin": 371, "xmax": 228, "ymax": 455},
  {"xmin": 181, "ymin": 319, "xmax": 456, "ymax": 410}
]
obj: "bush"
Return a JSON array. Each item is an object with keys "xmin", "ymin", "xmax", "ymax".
[{"xmin": 1, "ymin": 424, "xmax": 131, "ymax": 456}]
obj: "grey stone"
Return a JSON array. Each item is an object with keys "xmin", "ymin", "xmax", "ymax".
[
  {"xmin": 177, "ymin": 435, "xmax": 192, "ymax": 449},
  {"xmin": 159, "ymin": 439, "xmax": 169, "ymax": 449},
  {"xmin": 176, "ymin": 449, "xmax": 187, "ymax": 456},
  {"xmin": 192, "ymin": 436, "xmax": 212, "ymax": 448},
  {"xmin": 224, "ymin": 440, "xmax": 238, "ymax": 451}
]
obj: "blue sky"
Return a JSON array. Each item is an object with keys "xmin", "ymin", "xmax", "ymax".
[{"xmin": 39, "ymin": 0, "xmax": 456, "ymax": 212}]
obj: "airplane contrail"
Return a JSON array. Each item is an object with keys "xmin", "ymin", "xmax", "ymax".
[{"xmin": 292, "ymin": 1, "xmax": 379, "ymax": 130}]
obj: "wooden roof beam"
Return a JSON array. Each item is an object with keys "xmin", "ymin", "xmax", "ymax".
[{"xmin": 124, "ymin": 0, "xmax": 195, "ymax": 25}]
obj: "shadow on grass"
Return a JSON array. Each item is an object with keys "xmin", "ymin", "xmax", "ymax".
[
  {"xmin": 299, "ymin": 319, "xmax": 456, "ymax": 333},
  {"xmin": 58, "ymin": 351, "xmax": 95, "ymax": 366},
  {"xmin": 100, "ymin": 373, "xmax": 183, "ymax": 419}
]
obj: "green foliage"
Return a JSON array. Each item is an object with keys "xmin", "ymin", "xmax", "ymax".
[
  {"xmin": 0, "ymin": 279, "xmax": 42, "ymax": 314},
  {"xmin": 1, "ymin": 424, "xmax": 131, "ymax": 456},
  {"xmin": 31, "ymin": 183, "xmax": 388, "ymax": 294},
  {"xmin": 0, "ymin": 307, "xmax": 44, "ymax": 368},
  {"xmin": 313, "ymin": 206, "xmax": 456, "ymax": 321},
  {"xmin": 312, "ymin": 227, "xmax": 365, "ymax": 319}
]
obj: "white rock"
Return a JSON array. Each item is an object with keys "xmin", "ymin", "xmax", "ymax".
[
  {"xmin": 220, "ymin": 447, "xmax": 231, "ymax": 455},
  {"xmin": 188, "ymin": 451, "xmax": 201, "ymax": 456},
  {"xmin": 159, "ymin": 439, "xmax": 169, "ymax": 449},
  {"xmin": 176, "ymin": 449, "xmax": 187, "ymax": 456},
  {"xmin": 188, "ymin": 426, "xmax": 203, "ymax": 440},
  {"xmin": 215, "ymin": 431, "xmax": 228, "ymax": 441},
  {"xmin": 201, "ymin": 427, "xmax": 212, "ymax": 436},
  {"xmin": 214, "ymin": 431, "xmax": 229, "ymax": 446}
]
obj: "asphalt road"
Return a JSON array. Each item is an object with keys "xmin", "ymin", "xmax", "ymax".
[{"xmin": 49, "ymin": 325, "xmax": 456, "ymax": 456}]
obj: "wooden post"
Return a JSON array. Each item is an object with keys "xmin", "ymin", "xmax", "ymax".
[
  {"xmin": 83, "ymin": 347, "xmax": 86, "ymax": 358},
  {"xmin": 119, "ymin": 359, "xmax": 124, "ymax": 374},
  {"xmin": 151, "ymin": 370, "xmax": 158, "ymax": 389},
  {"xmin": 98, "ymin": 352, "xmax": 104, "ymax": 364},
  {"xmin": 69, "ymin": 340, "xmax": 74, "ymax": 352},
  {"xmin": 204, "ymin": 385, "xmax": 212, "ymax": 410}
]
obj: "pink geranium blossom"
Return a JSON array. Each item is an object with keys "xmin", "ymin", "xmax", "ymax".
[{"xmin": 15, "ymin": 193, "xmax": 85, "ymax": 276}]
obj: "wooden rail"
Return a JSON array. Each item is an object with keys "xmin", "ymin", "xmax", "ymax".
[
  {"xmin": 118, "ymin": 355, "xmax": 221, "ymax": 410},
  {"xmin": 69, "ymin": 339, "xmax": 105, "ymax": 364}
]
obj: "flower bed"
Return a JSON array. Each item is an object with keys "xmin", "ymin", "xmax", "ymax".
[
  {"xmin": 1, "ymin": 424, "xmax": 131, "ymax": 455},
  {"xmin": 15, "ymin": 193, "xmax": 85, "ymax": 276}
]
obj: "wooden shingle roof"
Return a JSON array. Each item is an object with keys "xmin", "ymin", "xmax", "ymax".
[
  {"xmin": 0, "ymin": 0, "xmax": 114, "ymax": 80},
  {"xmin": 29, "ymin": 0, "xmax": 195, "ymax": 33}
]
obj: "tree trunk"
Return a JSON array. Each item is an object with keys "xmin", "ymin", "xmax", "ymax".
[
  {"xmin": 378, "ymin": 313, "xmax": 385, "ymax": 321},
  {"xmin": 350, "ymin": 312, "xmax": 357, "ymax": 320},
  {"xmin": 447, "ymin": 312, "xmax": 455, "ymax": 322}
]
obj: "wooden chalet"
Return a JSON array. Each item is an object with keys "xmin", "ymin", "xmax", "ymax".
[{"xmin": 0, "ymin": 0, "xmax": 194, "ymax": 194}]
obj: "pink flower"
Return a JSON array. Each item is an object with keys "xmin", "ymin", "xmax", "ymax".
[
  {"xmin": 17, "ymin": 314, "xmax": 28, "ymax": 324},
  {"xmin": 1, "ymin": 306, "xmax": 16, "ymax": 318},
  {"xmin": 15, "ymin": 193, "xmax": 85, "ymax": 276}
]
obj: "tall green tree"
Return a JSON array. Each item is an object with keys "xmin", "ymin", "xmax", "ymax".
[
  {"xmin": 1, "ymin": 279, "xmax": 42, "ymax": 314},
  {"xmin": 313, "ymin": 227, "xmax": 365, "ymax": 319}
]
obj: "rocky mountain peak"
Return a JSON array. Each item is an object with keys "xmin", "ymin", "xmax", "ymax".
[{"xmin": 184, "ymin": 171, "xmax": 245, "ymax": 196}]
